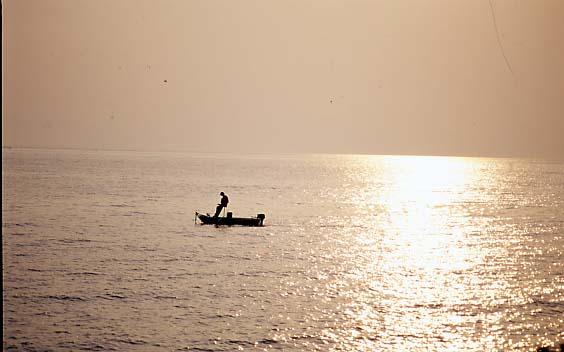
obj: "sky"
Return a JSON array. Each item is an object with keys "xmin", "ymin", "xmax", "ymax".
[{"xmin": 3, "ymin": 0, "xmax": 564, "ymax": 158}]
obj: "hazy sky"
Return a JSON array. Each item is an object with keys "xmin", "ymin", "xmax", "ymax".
[{"xmin": 3, "ymin": 0, "xmax": 564, "ymax": 157}]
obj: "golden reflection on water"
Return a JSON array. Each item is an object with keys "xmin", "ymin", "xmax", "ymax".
[
  {"xmin": 332, "ymin": 156, "xmax": 529, "ymax": 351},
  {"xmin": 379, "ymin": 156, "xmax": 482, "ymax": 271}
]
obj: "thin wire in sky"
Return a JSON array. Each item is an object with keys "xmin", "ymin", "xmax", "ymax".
[{"xmin": 488, "ymin": 0, "xmax": 515, "ymax": 79}]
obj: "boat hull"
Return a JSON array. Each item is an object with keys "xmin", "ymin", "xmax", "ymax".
[{"xmin": 197, "ymin": 213, "xmax": 265, "ymax": 227}]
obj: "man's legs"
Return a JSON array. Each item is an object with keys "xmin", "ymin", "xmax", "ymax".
[{"xmin": 214, "ymin": 205, "xmax": 223, "ymax": 218}]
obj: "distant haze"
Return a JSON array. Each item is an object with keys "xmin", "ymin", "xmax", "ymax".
[{"xmin": 3, "ymin": 0, "xmax": 564, "ymax": 158}]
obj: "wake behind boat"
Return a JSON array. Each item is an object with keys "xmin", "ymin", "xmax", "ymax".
[{"xmin": 196, "ymin": 212, "xmax": 265, "ymax": 227}]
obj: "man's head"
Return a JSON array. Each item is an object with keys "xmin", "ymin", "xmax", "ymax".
[{"xmin": 220, "ymin": 192, "xmax": 225, "ymax": 196}]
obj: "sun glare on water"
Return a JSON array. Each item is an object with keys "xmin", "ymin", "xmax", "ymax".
[{"xmin": 323, "ymin": 155, "xmax": 524, "ymax": 351}]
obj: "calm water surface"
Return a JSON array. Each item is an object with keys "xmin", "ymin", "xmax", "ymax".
[{"xmin": 3, "ymin": 148, "xmax": 564, "ymax": 351}]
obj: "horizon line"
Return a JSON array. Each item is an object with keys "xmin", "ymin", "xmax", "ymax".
[{"xmin": 2, "ymin": 144, "xmax": 562, "ymax": 161}]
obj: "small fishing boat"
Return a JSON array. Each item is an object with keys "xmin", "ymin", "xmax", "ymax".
[{"xmin": 195, "ymin": 212, "xmax": 265, "ymax": 227}]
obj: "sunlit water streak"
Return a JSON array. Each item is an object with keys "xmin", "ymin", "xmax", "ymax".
[{"xmin": 3, "ymin": 149, "xmax": 564, "ymax": 351}]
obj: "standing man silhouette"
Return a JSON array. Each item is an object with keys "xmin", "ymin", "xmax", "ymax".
[{"xmin": 214, "ymin": 192, "xmax": 229, "ymax": 218}]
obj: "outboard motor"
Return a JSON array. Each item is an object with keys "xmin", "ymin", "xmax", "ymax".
[{"xmin": 257, "ymin": 214, "xmax": 265, "ymax": 226}]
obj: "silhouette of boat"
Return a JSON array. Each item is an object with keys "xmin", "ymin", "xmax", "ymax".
[{"xmin": 196, "ymin": 212, "xmax": 265, "ymax": 227}]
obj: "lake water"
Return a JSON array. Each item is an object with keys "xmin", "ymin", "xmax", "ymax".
[{"xmin": 3, "ymin": 148, "xmax": 564, "ymax": 351}]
